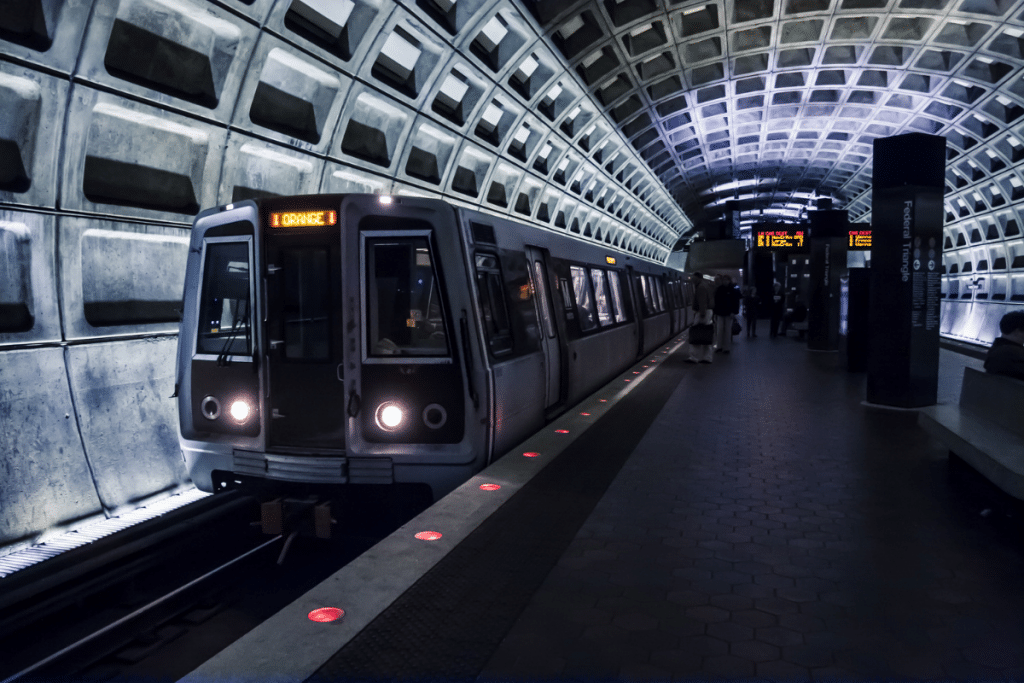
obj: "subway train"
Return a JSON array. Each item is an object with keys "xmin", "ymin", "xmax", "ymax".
[{"xmin": 176, "ymin": 194, "xmax": 690, "ymax": 502}]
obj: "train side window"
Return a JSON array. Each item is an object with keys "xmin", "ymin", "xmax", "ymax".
[
  {"xmin": 532, "ymin": 260, "xmax": 556, "ymax": 339},
  {"xmin": 655, "ymin": 277, "xmax": 665, "ymax": 312},
  {"xmin": 559, "ymin": 277, "xmax": 573, "ymax": 311},
  {"xmin": 570, "ymin": 266, "xmax": 597, "ymax": 332},
  {"xmin": 607, "ymin": 270, "xmax": 627, "ymax": 323},
  {"xmin": 589, "ymin": 268, "xmax": 613, "ymax": 327},
  {"xmin": 197, "ymin": 240, "xmax": 252, "ymax": 356},
  {"xmin": 474, "ymin": 252, "xmax": 513, "ymax": 356},
  {"xmin": 367, "ymin": 237, "xmax": 450, "ymax": 357},
  {"xmin": 640, "ymin": 276, "xmax": 654, "ymax": 316}
]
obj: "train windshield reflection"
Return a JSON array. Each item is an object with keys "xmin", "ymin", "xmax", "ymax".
[
  {"xmin": 367, "ymin": 238, "xmax": 449, "ymax": 357},
  {"xmin": 197, "ymin": 241, "xmax": 251, "ymax": 356}
]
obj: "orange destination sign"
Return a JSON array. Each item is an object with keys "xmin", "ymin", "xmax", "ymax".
[{"xmin": 270, "ymin": 210, "xmax": 337, "ymax": 228}]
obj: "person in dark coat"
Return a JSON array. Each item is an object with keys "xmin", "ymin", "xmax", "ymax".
[
  {"xmin": 742, "ymin": 287, "xmax": 760, "ymax": 338},
  {"xmin": 687, "ymin": 272, "xmax": 715, "ymax": 364},
  {"xmin": 713, "ymin": 275, "xmax": 741, "ymax": 353},
  {"xmin": 984, "ymin": 311, "xmax": 1024, "ymax": 381},
  {"xmin": 769, "ymin": 282, "xmax": 784, "ymax": 339}
]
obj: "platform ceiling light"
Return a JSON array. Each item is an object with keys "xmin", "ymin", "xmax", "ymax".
[{"xmin": 378, "ymin": 195, "xmax": 393, "ymax": 205}]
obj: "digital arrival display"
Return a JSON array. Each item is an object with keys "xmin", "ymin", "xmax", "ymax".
[
  {"xmin": 848, "ymin": 229, "xmax": 872, "ymax": 250},
  {"xmin": 756, "ymin": 229, "xmax": 806, "ymax": 250}
]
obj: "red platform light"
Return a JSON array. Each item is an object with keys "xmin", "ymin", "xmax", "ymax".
[
  {"xmin": 624, "ymin": 379, "xmax": 631, "ymax": 382},
  {"xmin": 523, "ymin": 451, "xmax": 540, "ymax": 458},
  {"xmin": 555, "ymin": 429, "xmax": 569, "ymax": 433},
  {"xmin": 580, "ymin": 412, "xmax": 590, "ymax": 416},
  {"xmin": 480, "ymin": 483, "xmax": 501, "ymax": 491},
  {"xmin": 599, "ymin": 399, "xmax": 607, "ymax": 402},
  {"xmin": 415, "ymin": 531, "xmax": 442, "ymax": 541},
  {"xmin": 634, "ymin": 371, "xmax": 640, "ymax": 374},
  {"xmin": 308, "ymin": 607, "xmax": 344, "ymax": 623}
]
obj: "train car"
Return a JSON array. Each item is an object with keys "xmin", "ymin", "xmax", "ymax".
[{"xmin": 176, "ymin": 194, "xmax": 687, "ymax": 503}]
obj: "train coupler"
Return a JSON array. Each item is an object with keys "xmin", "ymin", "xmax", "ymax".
[{"xmin": 259, "ymin": 497, "xmax": 336, "ymax": 539}]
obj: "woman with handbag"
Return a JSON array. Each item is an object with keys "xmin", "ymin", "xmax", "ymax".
[{"xmin": 687, "ymin": 272, "xmax": 715, "ymax": 364}]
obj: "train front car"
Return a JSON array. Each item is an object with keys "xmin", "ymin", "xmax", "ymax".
[{"xmin": 176, "ymin": 195, "xmax": 488, "ymax": 502}]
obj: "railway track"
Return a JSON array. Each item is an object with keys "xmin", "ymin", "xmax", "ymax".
[{"xmin": 0, "ymin": 489, "xmax": 422, "ymax": 682}]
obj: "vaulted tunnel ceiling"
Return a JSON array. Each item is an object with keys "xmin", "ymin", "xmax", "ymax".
[{"xmin": 524, "ymin": 0, "xmax": 1024, "ymax": 229}]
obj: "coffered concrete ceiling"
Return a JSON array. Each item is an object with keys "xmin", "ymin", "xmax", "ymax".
[{"xmin": 524, "ymin": 0, "xmax": 1024, "ymax": 230}]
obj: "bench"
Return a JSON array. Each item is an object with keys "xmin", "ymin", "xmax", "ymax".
[
  {"xmin": 789, "ymin": 321, "xmax": 808, "ymax": 339},
  {"xmin": 918, "ymin": 367, "xmax": 1024, "ymax": 500}
]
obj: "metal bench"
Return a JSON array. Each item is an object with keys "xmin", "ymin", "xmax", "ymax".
[{"xmin": 918, "ymin": 367, "xmax": 1024, "ymax": 500}]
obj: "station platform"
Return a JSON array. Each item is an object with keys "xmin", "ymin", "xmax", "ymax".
[{"xmin": 184, "ymin": 332, "xmax": 1024, "ymax": 682}]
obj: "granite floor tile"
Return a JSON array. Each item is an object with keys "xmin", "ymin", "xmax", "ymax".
[{"xmin": 479, "ymin": 342, "xmax": 1024, "ymax": 681}]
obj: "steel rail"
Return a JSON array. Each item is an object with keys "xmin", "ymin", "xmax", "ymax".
[{"xmin": 1, "ymin": 535, "xmax": 282, "ymax": 683}]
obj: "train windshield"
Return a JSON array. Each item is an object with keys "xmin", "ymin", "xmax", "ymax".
[
  {"xmin": 281, "ymin": 247, "xmax": 330, "ymax": 360},
  {"xmin": 366, "ymin": 237, "xmax": 449, "ymax": 357},
  {"xmin": 197, "ymin": 241, "xmax": 252, "ymax": 356}
]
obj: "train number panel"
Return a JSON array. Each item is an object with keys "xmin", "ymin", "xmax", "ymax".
[{"xmin": 263, "ymin": 222, "xmax": 346, "ymax": 449}]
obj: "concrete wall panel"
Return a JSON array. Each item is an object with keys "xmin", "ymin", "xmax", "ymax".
[
  {"xmin": 59, "ymin": 217, "xmax": 189, "ymax": 340},
  {"xmin": 319, "ymin": 162, "xmax": 391, "ymax": 195},
  {"xmin": 232, "ymin": 34, "xmax": 351, "ymax": 153},
  {"xmin": 0, "ymin": 347, "xmax": 103, "ymax": 547},
  {"xmin": 356, "ymin": 8, "xmax": 448, "ymax": 109},
  {"xmin": 212, "ymin": 0, "xmax": 278, "ymax": 26},
  {"xmin": 218, "ymin": 133, "xmax": 326, "ymax": 205},
  {"xmin": 333, "ymin": 83, "xmax": 414, "ymax": 174},
  {"xmin": 65, "ymin": 337, "xmax": 185, "ymax": 514},
  {"xmin": 264, "ymin": 0, "xmax": 393, "ymax": 73},
  {"xmin": 0, "ymin": 210, "xmax": 60, "ymax": 346},
  {"xmin": 455, "ymin": 4, "xmax": 535, "ymax": 79},
  {"xmin": 62, "ymin": 86, "xmax": 226, "ymax": 222},
  {"xmin": 428, "ymin": 56, "xmax": 491, "ymax": 135},
  {"xmin": 0, "ymin": 0, "xmax": 92, "ymax": 74},
  {"xmin": 0, "ymin": 63, "xmax": 67, "ymax": 209},
  {"xmin": 77, "ymin": 0, "xmax": 257, "ymax": 123},
  {"xmin": 396, "ymin": 115, "xmax": 461, "ymax": 189}
]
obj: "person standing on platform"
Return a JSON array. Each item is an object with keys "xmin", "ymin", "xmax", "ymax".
[
  {"xmin": 984, "ymin": 311, "xmax": 1024, "ymax": 380},
  {"xmin": 687, "ymin": 272, "xmax": 714, "ymax": 364},
  {"xmin": 769, "ymin": 281, "xmax": 784, "ymax": 339},
  {"xmin": 742, "ymin": 286, "xmax": 760, "ymax": 338},
  {"xmin": 713, "ymin": 275, "xmax": 741, "ymax": 354}
]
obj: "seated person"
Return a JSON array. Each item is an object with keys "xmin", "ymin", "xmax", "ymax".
[
  {"xmin": 984, "ymin": 311, "xmax": 1024, "ymax": 381},
  {"xmin": 780, "ymin": 299, "xmax": 808, "ymax": 334}
]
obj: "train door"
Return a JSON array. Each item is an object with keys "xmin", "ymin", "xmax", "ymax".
[
  {"xmin": 525, "ymin": 246, "xmax": 561, "ymax": 409},
  {"xmin": 263, "ymin": 218, "xmax": 346, "ymax": 449},
  {"xmin": 627, "ymin": 266, "xmax": 645, "ymax": 358}
]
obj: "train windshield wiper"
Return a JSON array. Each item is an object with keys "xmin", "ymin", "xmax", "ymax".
[{"xmin": 216, "ymin": 301, "xmax": 250, "ymax": 367}]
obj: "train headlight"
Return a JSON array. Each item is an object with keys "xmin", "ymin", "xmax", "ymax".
[
  {"xmin": 229, "ymin": 400, "xmax": 251, "ymax": 423},
  {"xmin": 375, "ymin": 402, "xmax": 404, "ymax": 431}
]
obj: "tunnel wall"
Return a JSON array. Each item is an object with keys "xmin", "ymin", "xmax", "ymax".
[{"xmin": 0, "ymin": 0, "xmax": 691, "ymax": 554}]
